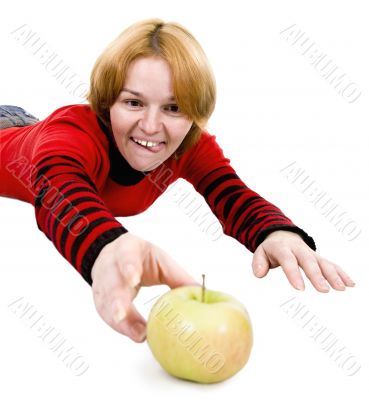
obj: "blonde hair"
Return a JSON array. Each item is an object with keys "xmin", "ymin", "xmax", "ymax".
[{"xmin": 85, "ymin": 18, "xmax": 216, "ymax": 159}]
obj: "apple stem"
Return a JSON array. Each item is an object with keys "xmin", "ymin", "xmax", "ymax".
[{"xmin": 201, "ymin": 274, "xmax": 206, "ymax": 303}]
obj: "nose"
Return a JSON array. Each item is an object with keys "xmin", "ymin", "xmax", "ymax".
[{"xmin": 138, "ymin": 107, "xmax": 162, "ymax": 135}]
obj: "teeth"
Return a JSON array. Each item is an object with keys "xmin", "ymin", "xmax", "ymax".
[{"xmin": 132, "ymin": 138, "xmax": 162, "ymax": 148}]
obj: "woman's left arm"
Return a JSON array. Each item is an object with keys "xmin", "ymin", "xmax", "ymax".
[{"xmin": 180, "ymin": 132, "xmax": 355, "ymax": 292}]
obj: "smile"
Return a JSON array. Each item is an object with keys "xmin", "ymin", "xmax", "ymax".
[
  {"xmin": 130, "ymin": 137, "xmax": 166, "ymax": 153},
  {"xmin": 131, "ymin": 137, "xmax": 164, "ymax": 148}
]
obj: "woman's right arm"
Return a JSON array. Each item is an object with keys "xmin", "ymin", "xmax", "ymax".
[
  {"xmin": 30, "ymin": 120, "xmax": 128, "ymax": 285},
  {"xmin": 30, "ymin": 120, "xmax": 198, "ymax": 342}
]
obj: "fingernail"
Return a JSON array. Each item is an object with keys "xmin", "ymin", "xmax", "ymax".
[
  {"xmin": 336, "ymin": 279, "xmax": 345, "ymax": 289},
  {"xmin": 296, "ymin": 282, "xmax": 305, "ymax": 291},
  {"xmin": 320, "ymin": 281, "xmax": 330, "ymax": 291},
  {"xmin": 113, "ymin": 305, "xmax": 127, "ymax": 324}
]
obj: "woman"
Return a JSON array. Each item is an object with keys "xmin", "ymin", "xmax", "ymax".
[{"xmin": 0, "ymin": 18, "xmax": 355, "ymax": 343}]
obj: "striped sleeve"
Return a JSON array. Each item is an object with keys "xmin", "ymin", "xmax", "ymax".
[
  {"xmin": 30, "ymin": 123, "xmax": 127, "ymax": 285},
  {"xmin": 181, "ymin": 133, "xmax": 316, "ymax": 252}
]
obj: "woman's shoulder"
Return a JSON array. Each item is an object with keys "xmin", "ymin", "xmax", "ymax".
[
  {"xmin": 182, "ymin": 130, "xmax": 224, "ymax": 160},
  {"xmin": 38, "ymin": 103, "xmax": 107, "ymax": 145},
  {"xmin": 43, "ymin": 103, "xmax": 96, "ymax": 125},
  {"xmin": 25, "ymin": 104, "xmax": 110, "ymax": 173},
  {"xmin": 166, "ymin": 130, "xmax": 229, "ymax": 180}
]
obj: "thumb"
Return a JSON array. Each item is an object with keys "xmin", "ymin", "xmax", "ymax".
[
  {"xmin": 252, "ymin": 245, "xmax": 270, "ymax": 278},
  {"xmin": 157, "ymin": 249, "xmax": 200, "ymax": 289}
]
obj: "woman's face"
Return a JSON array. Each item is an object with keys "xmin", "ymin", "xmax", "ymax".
[{"xmin": 109, "ymin": 56, "xmax": 193, "ymax": 172}]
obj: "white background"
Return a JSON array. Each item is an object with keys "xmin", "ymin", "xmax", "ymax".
[{"xmin": 1, "ymin": 0, "xmax": 368, "ymax": 398}]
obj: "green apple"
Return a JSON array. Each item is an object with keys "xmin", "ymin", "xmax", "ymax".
[{"xmin": 146, "ymin": 283, "xmax": 253, "ymax": 384}]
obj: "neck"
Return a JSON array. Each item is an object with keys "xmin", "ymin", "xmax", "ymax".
[{"xmin": 97, "ymin": 117, "xmax": 147, "ymax": 186}]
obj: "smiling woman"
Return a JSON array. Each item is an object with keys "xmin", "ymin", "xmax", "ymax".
[
  {"xmin": 109, "ymin": 56, "xmax": 193, "ymax": 171},
  {"xmin": 87, "ymin": 19, "xmax": 216, "ymax": 160},
  {"xmin": 0, "ymin": 18, "xmax": 355, "ymax": 346}
]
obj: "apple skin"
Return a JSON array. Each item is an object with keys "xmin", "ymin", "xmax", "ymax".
[{"xmin": 146, "ymin": 285, "xmax": 253, "ymax": 384}]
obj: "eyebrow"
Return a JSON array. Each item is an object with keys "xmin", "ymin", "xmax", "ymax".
[{"xmin": 121, "ymin": 88, "xmax": 175, "ymax": 101}]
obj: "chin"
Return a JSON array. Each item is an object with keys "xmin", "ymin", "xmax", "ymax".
[{"xmin": 129, "ymin": 158, "xmax": 159, "ymax": 172}]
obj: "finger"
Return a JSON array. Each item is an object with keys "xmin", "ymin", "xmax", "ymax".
[
  {"xmin": 110, "ymin": 286, "xmax": 147, "ymax": 343},
  {"xmin": 94, "ymin": 283, "xmax": 146, "ymax": 343},
  {"xmin": 278, "ymin": 250, "xmax": 305, "ymax": 290},
  {"xmin": 111, "ymin": 297, "xmax": 147, "ymax": 343},
  {"xmin": 317, "ymin": 259, "xmax": 345, "ymax": 291},
  {"xmin": 92, "ymin": 288, "xmax": 131, "ymax": 338},
  {"xmin": 252, "ymin": 245, "xmax": 271, "ymax": 278},
  {"xmin": 156, "ymin": 249, "xmax": 201, "ymax": 289},
  {"xmin": 296, "ymin": 250, "xmax": 355, "ymax": 292},
  {"xmin": 318, "ymin": 258, "xmax": 355, "ymax": 291},
  {"xmin": 293, "ymin": 249, "xmax": 331, "ymax": 292},
  {"xmin": 336, "ymin": 266, "xmax": 356, "ymax": 287}
]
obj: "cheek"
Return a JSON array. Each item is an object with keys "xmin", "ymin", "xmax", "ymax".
[
  {"xmin": 169, "ymin": 121, "xmax": 193, "ymax": 143},
  {"xmin": 110, "ymin": 108, "xmax": 133, "ymax": 134},
  {"xmin": 109, "ymin": 107, "xmax": 120, "ymax": 131}
]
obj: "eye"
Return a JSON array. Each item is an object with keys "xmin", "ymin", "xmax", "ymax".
[
  {"xmin": 125, "ymin": 100, "xmax": 141, "ymax": 107},
  {"xmin": 166, "ymin": 104, "xmax": 181, "ymax": 113}
]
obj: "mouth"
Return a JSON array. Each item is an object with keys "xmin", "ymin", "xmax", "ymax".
[{"xmin": 130, "ymin": 137, "xmax": 166, "ymax": 153}]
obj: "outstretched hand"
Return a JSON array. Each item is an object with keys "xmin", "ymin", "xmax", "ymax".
[
  {"xmin": 91, "ymin": 230, "xmax": 355, "ymax": 344},
  {"xmin": 252, "ymin": 230, "xmax": 355, "ymax": 292},
  {"xmin": 91, "ymin": 232, "xmax": 199, "ymax": 343}
]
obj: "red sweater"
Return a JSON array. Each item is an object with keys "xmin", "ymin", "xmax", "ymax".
[{"xmin": 0, "ymin": 104, "xmax": 315, "ymax": 285}]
